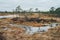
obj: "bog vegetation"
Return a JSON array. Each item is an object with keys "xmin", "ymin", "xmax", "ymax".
[{"xmin": 0, "ymin": 5, "xmax": 60, "ymax": 40}]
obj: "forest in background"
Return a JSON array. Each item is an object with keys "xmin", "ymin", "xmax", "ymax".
[{"xmin": 0, "ymin": 5, "xmax": 60, "ymax": 17}]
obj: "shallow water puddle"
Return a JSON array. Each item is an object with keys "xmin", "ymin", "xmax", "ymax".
[
  {"xmin": 0, "ymin": 15, "xmax": 60, "ymax": 34},
  {"xmin": 9, "ymin": 23, "xmax": 60, "ymax": 34},
  {"xmin": 0, "ymin": 15, "xmax": 19, "ymax": 18}
]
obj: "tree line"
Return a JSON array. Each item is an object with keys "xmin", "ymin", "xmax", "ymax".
[
  {"xmin": 0, "ymin": 5, "xmax": 60, "ymax": 16},
  {"xmin": 49, "ymin": 7, "xmax": 60, "ymax": 17}
]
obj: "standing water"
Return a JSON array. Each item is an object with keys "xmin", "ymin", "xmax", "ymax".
[
  {"xmin": 9, "ymin": 23, "xmax": 60, "ymax": 34},
  {"xmin": 0, "ymin": 15, "xmax": 60, "ymax": 34}
]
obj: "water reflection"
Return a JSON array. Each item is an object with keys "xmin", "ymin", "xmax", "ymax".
[
  {"xmin": 0, "ymin": 15, "xmax": 19, "ymax": 18},
  {"xmin": 0, "ymin": 15, "xmax": 60, "ymax": 34},
  {"xmin": 9, "ymin": 23, "xmax": 60, "ymax": 34}
]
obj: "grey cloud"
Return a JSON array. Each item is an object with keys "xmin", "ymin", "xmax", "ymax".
[{"xmin": 0, "ymin": 0, "xmax": 60, "ymax": 11}]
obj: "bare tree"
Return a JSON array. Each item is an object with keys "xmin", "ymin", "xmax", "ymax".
[
  {"xmin": 49, "ymin": 7, "xmax": 55, "ymax": 14},
  {"xmin": 16, "ymin": 5, "xmax": 22, "ymax": 12},
  {"xmin": 35, "ymin": 8, "xmax": 39, "ymax": 12},
  {"xmin": 15, "ymin": 5, "xmax": 22, "ymax": 16},
  {"xmin": 29, "ymin": 8, "xmax": 33, "ymax": 15},
  {"xmin": 35, "ymin": 8, "xmax": 40, "ymax": 17}
]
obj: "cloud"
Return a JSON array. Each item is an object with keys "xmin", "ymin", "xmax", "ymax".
[{"xmin": 0, "ymin": 0, "xmax": 60, "ymax": 11}]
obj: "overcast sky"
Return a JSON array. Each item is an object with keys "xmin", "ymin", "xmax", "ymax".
[{"xmin": 0, "ymin": 0, "xmax": 60, "ymax": 11}]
